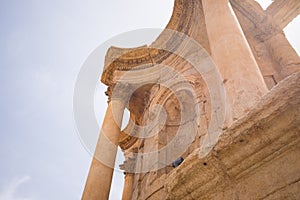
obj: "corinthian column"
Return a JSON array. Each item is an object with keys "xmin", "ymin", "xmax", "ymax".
[
  {"xmin": 82, "ymin": 87, "xmax": 126, "ymax": 200},
  {"xmin": 202, "ymin": 0, "xmax": 268, "ymax": 124}
]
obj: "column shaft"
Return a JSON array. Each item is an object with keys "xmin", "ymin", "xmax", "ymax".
[
  {"xmin": 265, "ymin": 32, "xmax": 300, "ymax": 79},
  {"xmin": 202, "ymin": 0, "xmax": 268, "ymax": 123},
  {"xmin": 82, "ymin": 100, "xmax": 125, "ymax": 200},
  {"xmin": 121, "ymin": 173, "xmax": 134, "ymax": 200}
]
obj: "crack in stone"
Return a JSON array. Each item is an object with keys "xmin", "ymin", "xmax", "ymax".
[
  {"xmin": 211, "ymin": 152, "xmax": 240, "ymax": 200},
  {"xmin": 258, "ymin": 178, "xmax": 300, "ymax": 200}
]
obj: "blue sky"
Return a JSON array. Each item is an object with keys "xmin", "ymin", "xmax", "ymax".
[
  {"xmin": 0, "ymin": 0, "xmax": 298, "ymax": 199},
  {"xmin": 0, "ymin": 0, "xmax": 173, "ymax": 199}
]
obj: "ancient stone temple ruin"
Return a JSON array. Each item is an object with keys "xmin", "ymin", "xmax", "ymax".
[{"xmin": 82, "ymin": 0, "xmax": 300, "ymax": 199}]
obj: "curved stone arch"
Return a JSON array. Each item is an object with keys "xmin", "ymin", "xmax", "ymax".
[
  {"xmin": 145, "ymin": 86, "xmax": 201, "ymax": 147},
  {"xmin": 101, "ymin": 0, "xmax": 211, "ymax": 86},
  {"xmin": 119, "ymin": 114, "xmax": 139, "ymax": 151},
  {"xmin": 135, "ymin": 80, "xmax": 200, "ymax": 144}
]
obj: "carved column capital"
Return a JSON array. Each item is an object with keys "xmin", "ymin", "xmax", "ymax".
[
  {"xmin": 105, "ymin": 82, "xmax": 133, "ymax": 105},
  {"xmin": 119, "ymin": 154, "xmax": 137, "ymax": 173},
  {"xmin": 104, "ymin": 86, "xmax": 113, "ymax": 103}
]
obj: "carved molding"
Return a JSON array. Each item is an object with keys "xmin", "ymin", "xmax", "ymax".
[
  {"xmin": 119, "ymin": 155, "xmax": 137, "ymax": 173},
  {"xmin": 101, "ymin": 0, "xmax": 208, "ymax": 87},
  {"xmin": 119, "ymin": 123, "xmax": 139, "ymax": 151},
  {"xmin": 105, "ymin": 82, "xmax": 134, "ymax": 105},
  {"xmin": 266, "ymin": 0, "xmax": 300, "ymax": 29},
  {"xmin": 230, "ymin": 0, "xmax": 281, "ymax": 41}
]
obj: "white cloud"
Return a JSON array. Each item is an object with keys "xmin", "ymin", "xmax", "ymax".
[{"xmin": 0, "ymin": 176, "xmax": 33, "ymax": 200}]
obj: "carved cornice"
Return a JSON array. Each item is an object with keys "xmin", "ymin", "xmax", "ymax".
[
  {"xmin": 101, "ymin": 46, "xmax": 155, "ymax": 86},
  {"xmin": 101, "ymin": 0, "xmax": 204, "ymax": 87},
  {"xmin": 266, "ymin": 0, "xmax": 300, "ymax": 29},
  {"xmin": 102, "ymin": 0, "xmax": 297, "ymax": 89}
]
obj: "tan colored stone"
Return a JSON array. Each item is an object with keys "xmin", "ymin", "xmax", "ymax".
[
  {"xmin": 122, "ymin": 173, "xmax": 134, "ymax": 200},
  {"xmin": 266, "ymin": 0, "xmax": 300, "ymax": 29},
  {"xmin": 82, "ymin": 0, "xmax": 300, "ymax": 199},
  {"xmin": 82, "ymin": 100, "xmax": 125, "ymax": 200},
  {"xmin": 202, "ymin": 0, "xmax": 268, "ymax": 124}
]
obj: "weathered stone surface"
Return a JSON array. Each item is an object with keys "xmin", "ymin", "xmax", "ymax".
[
  {"xmin": 82, "ymin": 0, "xmax": 300, "ymax": 199},
  {"xmin": 231, "ymin": 0, "xmax": 300, "ymax": 87},
  {"xmin": 266, "ymin": 0, "xmax": 300, "ymax": 29},
  {"xmin": 165, "ymin": 72, "xmax": 300, "ymax": 199}
]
